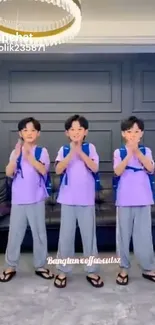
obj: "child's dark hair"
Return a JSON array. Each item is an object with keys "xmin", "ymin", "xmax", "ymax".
[
  {"xmin": 18, "ymin": 117, "xmax": 41, "ymax": 132},
  {"xmin": 65, "ymin": 115, "xmax": 89, "ymax": 130},
  {"xmin": 121, "ymin": 116, "xmax": 144, "ymax": 132}
]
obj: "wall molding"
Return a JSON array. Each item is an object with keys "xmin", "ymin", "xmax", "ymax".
[{"xmin": 73, "ymin": 21, "xmax": 155, "ymax": 45}]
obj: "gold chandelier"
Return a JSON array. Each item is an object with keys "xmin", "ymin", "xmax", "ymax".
[{"xmin": 0, "ymin": 0, "xmax": 82, "ymax": 47}]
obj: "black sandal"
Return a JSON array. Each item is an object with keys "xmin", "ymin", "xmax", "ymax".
[
  {"xmin": 142, "ymin": 273, "xmax": 155, "ymax": 282},
  {"xmin": 86, "ymin": 275, "xmax": 104, "ymax": 288},
  {"xmin": 35, "ymin": 268, "xmax": 54, "ymax": 280},
  {"xmin": 54, "ymin": 274, "xmax": 67, "ymax": 288},
  {"xmin": 116, "ymin": 272, "xmax": 128, "ymax": 285},
  {"xmin": 0, "ymin": 270, "xmax": 16, "ymax": 282}
]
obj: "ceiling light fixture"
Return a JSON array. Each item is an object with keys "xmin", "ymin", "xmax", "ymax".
[{"xmin": 0, "ymin": 0, "xmax": 82, "ymax": 47}]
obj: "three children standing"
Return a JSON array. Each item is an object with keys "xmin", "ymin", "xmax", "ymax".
[{"xmin": 0, "ymin": 114, "xmax": 155, "ymax": 287}]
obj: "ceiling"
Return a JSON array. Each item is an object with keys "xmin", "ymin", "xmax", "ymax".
[
  {"xmin": 0, "ymin": 0, "xmax": 155, "ymax": 44},
  {"xmin": 82, "ymin": 0, "xmax": 155, "ymax": 21},
  {"xmin": 79, "ymin": 0, "xmax": 155, "ymax": 44},
  {"xmin": 1, "ymin": 0, "xmax": 155, "ymax": 21}
]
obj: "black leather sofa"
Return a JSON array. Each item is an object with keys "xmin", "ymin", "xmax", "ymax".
[{"xmin": 0, "ymin": 173, "xmax": 155, "ymax": 253}]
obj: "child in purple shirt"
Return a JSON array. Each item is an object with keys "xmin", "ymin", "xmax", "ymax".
[
  {"xmin": 53, "ymin": 115, "xmax": 104, "ymax": 288},
  {"xmin": 0, "ymin": 117, "xmax": 54, "ymax": 282},
  {"xmin": 113, "ymin": 116, "xmax": 155, "ymax": 285}
]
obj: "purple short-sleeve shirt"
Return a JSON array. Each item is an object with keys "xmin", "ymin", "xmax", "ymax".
[
  {"xmin": 113, "ymin": 146, "xmax": 154, "ymax": 206},
  {"xmin": 55, "ymin": 143, "xmax": 99, "ymax": 206},
  {"xmin": 10, "ymin": 146, "xmax": 50, "ymax": 205}
]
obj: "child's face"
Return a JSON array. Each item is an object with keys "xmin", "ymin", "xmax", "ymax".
[
  {"xmin": 19, "ymin": 122, "xmax": 40, "ymax": 143},
  {"xmin": 122, "ymin": 123, "xmax": 143, "ymax": 143},
  {"xmin": 66, "ymin": 121, "xmax": 88, "ymax": 143}
]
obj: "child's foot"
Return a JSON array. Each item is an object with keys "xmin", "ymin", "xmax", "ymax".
[
  {"xmin": 86, "ymin": 273, "xmax": 104, "ymax": 288},
  {"xmin": 142, "ymin": 271, "xmax": 155, "ymax": 282},
  {"xmin": 35, "ymin": 268, "xmax": 54, "ymax": 280},
  {"xmin": 116, "ymin": 271, "xmax": 128, "ymax": 285},
  {"xmin": 54, "ymin": 273, "xmax": 67, "ymax": 288},
  {"xmin": 0, "ymin": 268, "xmax": 16, "ymax": 282}
]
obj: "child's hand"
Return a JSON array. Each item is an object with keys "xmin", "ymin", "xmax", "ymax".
[
  {"xmin": 14, "ymin": 140, "xmax": 22, "ymax": 159},
  {"xmin": 70, "ymin": 142, "xmax": 81, "ymax": 155},
  {"xmin": 127, "ymin": 147, "xmax": 133, "ymax": 158},
  {"xmin": 72, "ymin": 142, "xmax": 83, "ymax": 155},
  {"xmin": 23, "ymin": 144, "xmax": 30, "ymax": 158},
  {"xmin": 75, "ymin": 143, "xmax": 82, "ymax": 154},
  {"xmin": 128, "ymin": 139, "xmax": 139, "ymax": 153},
  {"xmin": 23, "ymin": 144, "xmax": 34, "ymax": 163},
  {"xmin": 69, "ymin": 142, "xmax": 76, "ymax": 156},
  {"xmin": 131, "ymin": 141, "xmax": 140, "ymax": 155}
]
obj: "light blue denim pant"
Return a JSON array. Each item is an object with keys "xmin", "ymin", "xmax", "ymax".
[
  {"xmin": 5, "ymin": 201, "xmax": 47, "ymax": 269},
  {"xmin": 116, "ymin": 206, "xmax": 155, "ymax": 271},
  {"xmin": 56, "ymin": 204, "xmax": 99, "ymax": 274}
]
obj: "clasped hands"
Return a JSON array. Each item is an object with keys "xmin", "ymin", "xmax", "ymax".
[
  {"xmin": 70, "ymin": 142, "xmax": 83, "ymax": 157},
  {"xmin": 14, "ymin": 140, "xmax": 35, "ymax": 164},
  {"xmin": 127, "ymin": 139, "xmax": 141, "ymax": 158}
]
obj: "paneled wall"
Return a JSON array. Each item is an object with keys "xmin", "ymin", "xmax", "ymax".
[{"xmin": 0, "ymin": 54, "xmax": 155, "ymax": 176}]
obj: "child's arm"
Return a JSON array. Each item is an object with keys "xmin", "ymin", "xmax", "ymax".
[
  {"xmin": 55, "ymin": 147, "xmax": 73, "ymax": 175},
  {"xmin": 78, "ymin": 144, "xmax": 99, "ymax": 173},
  {"xmin": 6, "ymin": 141, "xmax": 22, "ymax": 177},
  {"xmin": 26, "ymin": 148, "xmax": 50, "ymax": 176},
  {"xmin": 113, "ymin": 149, "xmax": 132, "ymax": 176},
  {"xmin": 135, "ymin": 147, "xmax": 154, "ymax": 173},
  {"xmin": 28, "ymin": 159, "xmax": 46, "ymax": 175},
  {"xmin": 6, "ymin": 152, "xmax": 17, "ymax": 177}
]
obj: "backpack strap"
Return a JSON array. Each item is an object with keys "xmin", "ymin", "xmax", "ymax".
[
  {"xmin": 16, "ymin": 152, "xmax": 23, "ymax": 178},
  {"xmin": 63, "ymin": 145, "xmax": 70, "ymax": 158},
  {"xmin": 119, "ymin": 146, "xmax": 127, "ymax": 160},
  {"xmin": 82, "ymin": 142, "xmax": 102, "ymax": 191},
  {"xmin": 35, "ymin": 146, "xmax": 42, "ymax": 161},
  {"xmin": 113, "ymin": 145, "xmax": 138, "ymax": 201},
  {"xmin": 112, "ymin": 146, "xmax": 127, "ymax": 200},
  {"xmin": 139, "ymin": 145, "xmax": 146, "ymax": 155},
  {"xmin": 34, "ymin": 147, "xmax": 43, "ymax": 186},
  {"xmin": 139, "ymin": 145, "xmax": 155, "ymax": 200},
  {"xmin": 34, "ymin": 147, "xmax": 52, "ymax": 195},
  {"xmin": 16, "ymin": 153, "xmax": 22, "ymax": 169},
  {"xmin": 82, "ymin": 142, "xmax": 90, "ymax": 156},
  {"xmin": 60, "ymin": 145, "xmax": 70, "ymax": 185},
  {"xmin": 148, "ymin": 173, "xmax": 155, "ymax": 201}
]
